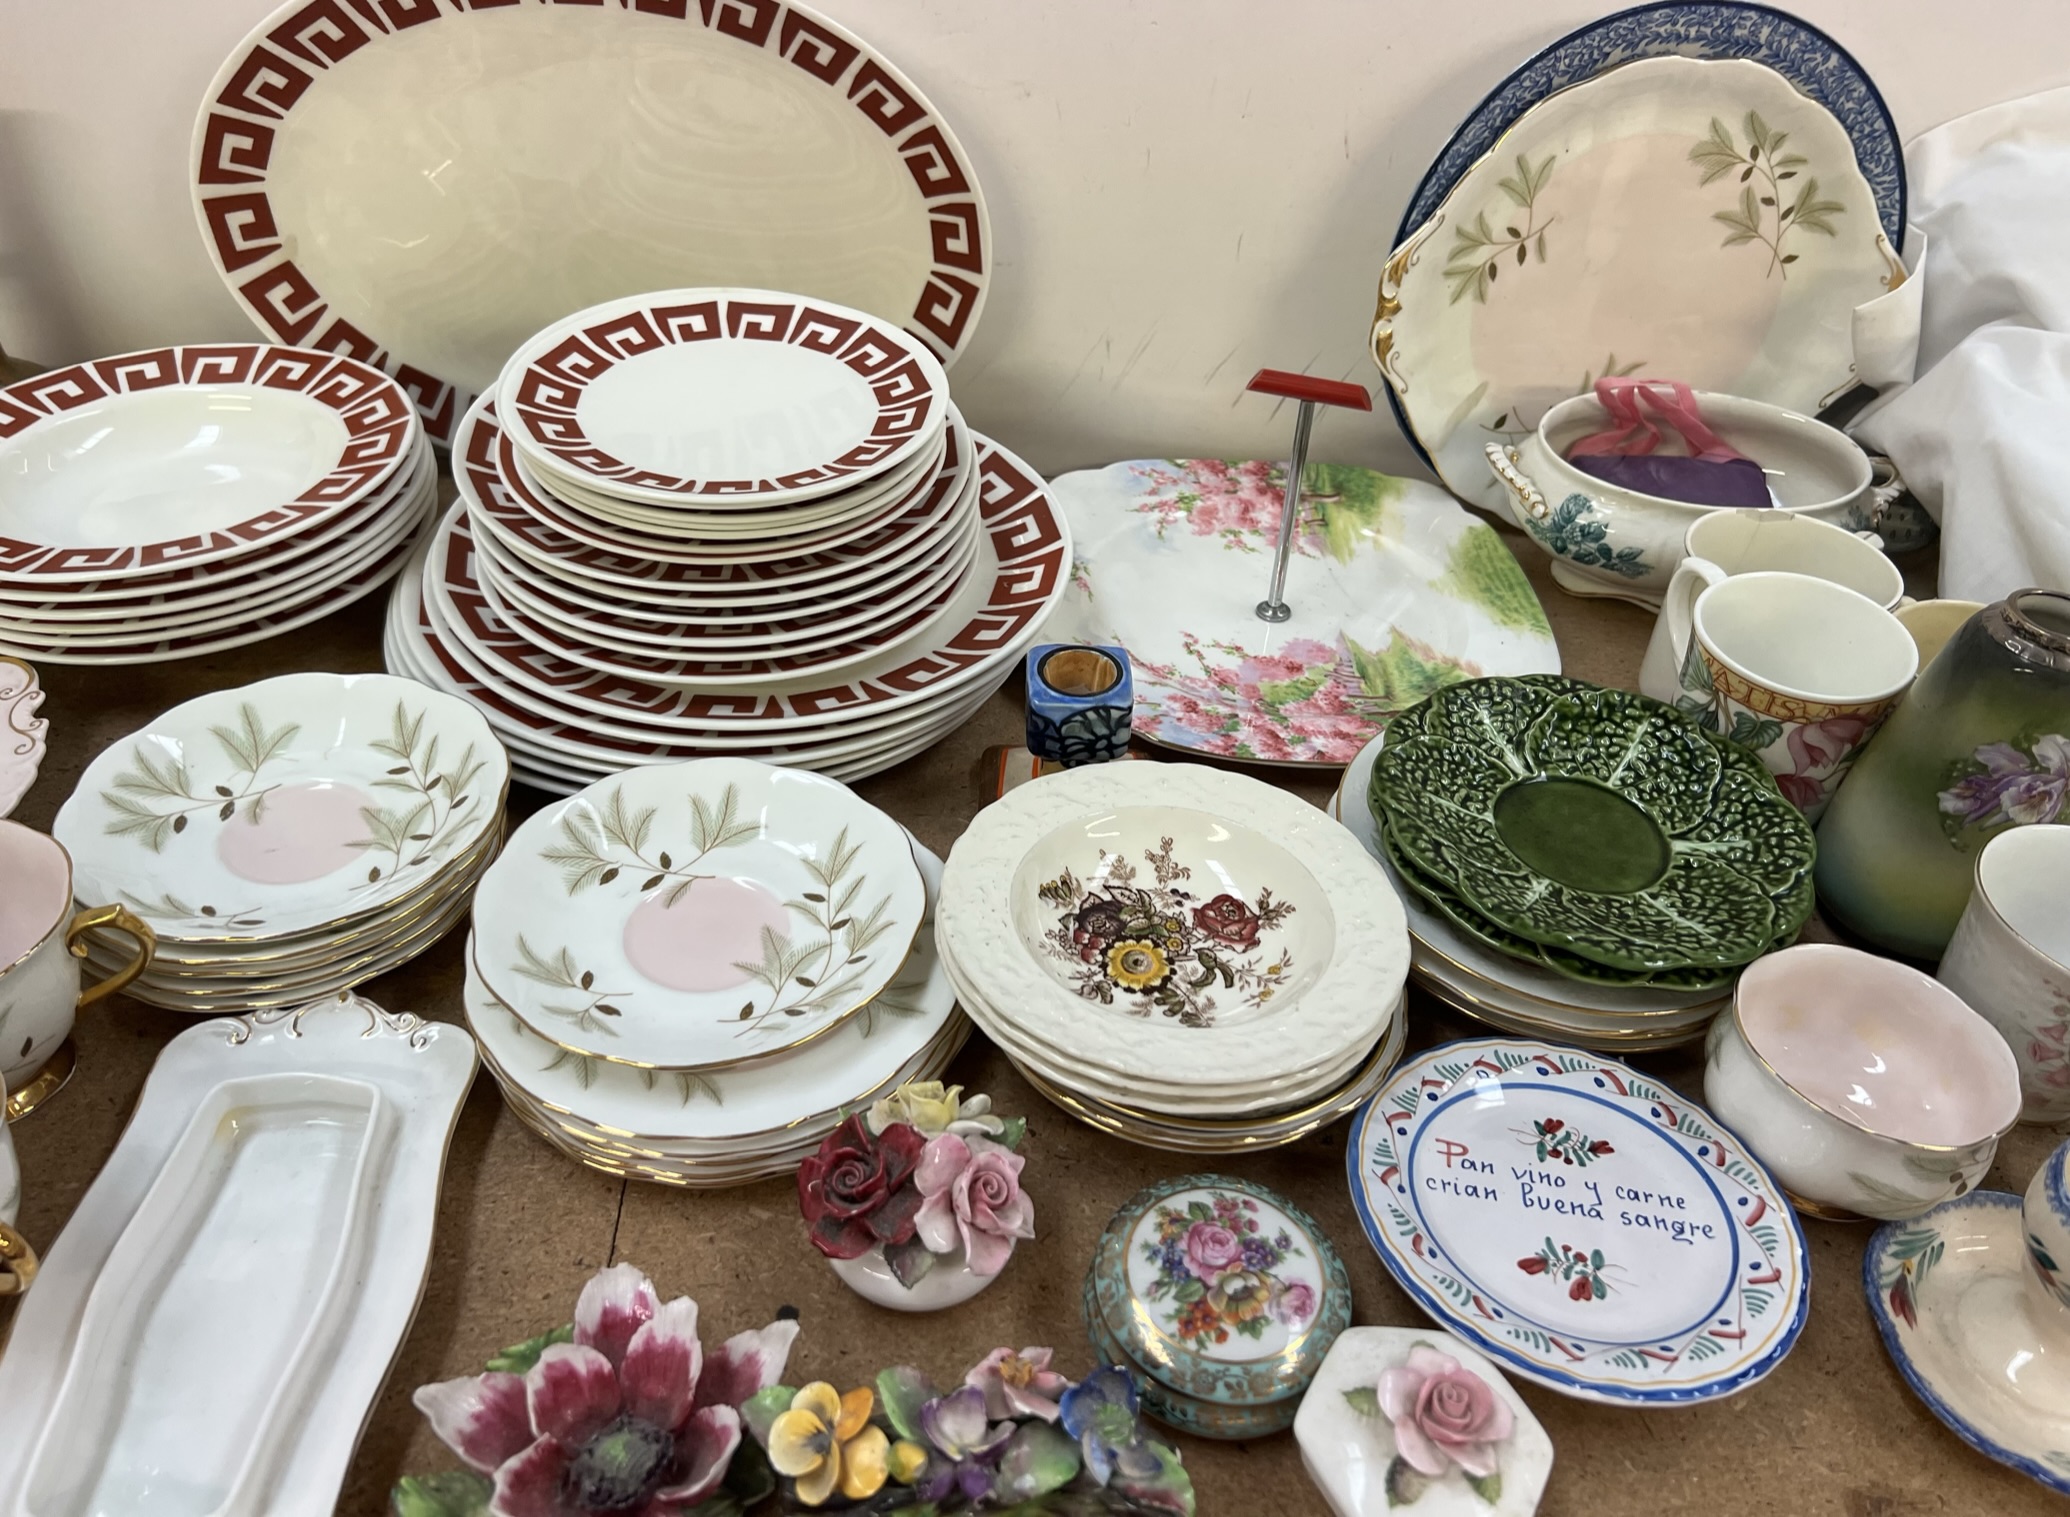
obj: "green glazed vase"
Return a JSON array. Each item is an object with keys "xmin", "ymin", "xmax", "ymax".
[{"xmin": 1816, "ymin": 588, "xmax": 2070, "ymax": 958}]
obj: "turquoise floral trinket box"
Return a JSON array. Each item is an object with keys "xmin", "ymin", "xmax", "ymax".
[{"xmin": 1082, "ymin": 1172, "xmax": 1352, "ymax": 1439}]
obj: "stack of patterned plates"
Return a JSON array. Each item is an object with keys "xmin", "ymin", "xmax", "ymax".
[
  {"xmin": 385, "ymin": 290, "xmax": 1068, "ymax": 793},
  {"xmin": 1353, "ymin": 675, "xmax": 1815, "ymax": 1048},
  {"xmin": 466, "ymin": 758, "xmax": 963, "ymax": 1186},
  {"xmin": 937, "ymin": 761, "xmax": 1410, "ymax": 1153},
  {"xmin": 0, "ymin": 346, "xmax": 432, "ymax": 663},
  {"xmin": 53, "ymin": 673, "xmax": 507, "ymax": 1012}
]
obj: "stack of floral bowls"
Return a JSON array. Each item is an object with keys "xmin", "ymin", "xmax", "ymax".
[
  {"xmin": 384, "ymin": 289, "xmax": 1071, "ymax": 793},
  {"xmin": 1344, "ymin": 674, "xmax": 1816, "ymax": 1049},
  {"xmin": 936, "ymin": 761, "xmax": 1409, "ymax": 1153},
  {"xmin": 0, "ymin": 346, "xmax": 433, "ymax": 664},
  {"xmin": 53, "ymin": 673, "xmax": 506, "ymax": 1012},
  {"xmin": 464, "ymin": 758, "xmax": 966, "ymax": 1186}
]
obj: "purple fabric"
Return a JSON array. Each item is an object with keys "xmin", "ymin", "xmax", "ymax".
[{"xmin": 1571, "ymin": 452, "xmax": 1771, "ymax": 508}]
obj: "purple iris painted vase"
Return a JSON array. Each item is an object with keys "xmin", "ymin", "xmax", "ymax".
[{"xmin": 1817, "ymin": 589, "xmax": 2070, "ymax": 958}]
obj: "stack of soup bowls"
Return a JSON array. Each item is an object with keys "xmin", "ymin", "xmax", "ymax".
[
  {"xmin": 1344, "ymin": 674, "xmax": 1817, "ymax": 1050},
  {"xmin": 52, "ymin": 673, "xmax": 506, "ymax": 1013},
  {"xmin": 937, "ymin": 761, "xmax": 1409, "ymax": 1153},
  {"xmin": 384, "ymin": 288, "xmax": 1071, "ymax": 793},
  {"xmin": 0, "ymin": 345, "xmax": 432, "ymax": 664},
  {"xmin": 464, "ymin": 758, "xmax": 965, "ymax": 1185}
]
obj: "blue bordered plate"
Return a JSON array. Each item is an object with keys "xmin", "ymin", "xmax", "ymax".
[
  {"xmin": 1401, "ymin": 2, "xmax": 1903, "ymax": 251},
  {"xmin": 1346, "ymin": 1036, "xmax": 1810, "ymax": 1404},
  {"xmin": 1384, "ymin": 2, "xmax": 1904, "ymax": 472},
  {"xmin": 1864, "ymin": 1193, "xmax": 2070, "ymax": 1496}
]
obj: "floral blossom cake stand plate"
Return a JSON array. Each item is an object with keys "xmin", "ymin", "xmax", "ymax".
[
  {"xmin": 1864, "ymin": 1193, "xmax": 2070, "ymax": 1495},
  {"xmin": 1373, "ymin": 55, "xmax": 1910, "ymax": 523},
  {"xmin": 52, "ymin": 672, "xmax": 506, "ymax": 943},
  {"xmin": 1347, "ymin": 1037, "xmax": 1811, "ymax": 1405},
  {"xmin": 471, "ymin": 758, "xmax": 925, "ymax": 1071},
  {"xmin": 1039, "ymin": 461, "xmax": 1558, "ymax": 766},
  {"xmin": 1294, "ymin": 1326, "xmax": 1553, "ymax": 1517}
]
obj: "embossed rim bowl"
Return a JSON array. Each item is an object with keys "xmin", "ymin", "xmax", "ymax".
[
  {"xmin": 472, "ymin": 757, "xmax": 924, "ymax": 1072},
  {"xmin": 1371, "ymin": 675, "xmax": 1814, "ymax": 974},
  {"xmin": 1705, "ymin": 943, "xmax": 2021, "ymax": 1221},
  {"xmin": 937, "ymin": 761, "xmax": 1407, "ymax": 1089},
  {"xmin": 53, "ymin": 672, "xmax": 506, "ymax": 945}
]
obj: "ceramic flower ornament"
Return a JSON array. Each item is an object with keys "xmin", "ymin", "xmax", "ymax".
[
  {"xmin": 743, "ymin": 1354, "xmax": 1194, "ymax": 1513},
  {"xmin": 401, "ymin": 1263, "xmax": 798, "ymax": 1517},
  {"xmin": 765, "ymin": 1383, "xmax": 891, "ymax": 1506},
  {"xmin": 800, "ymin": 1083, "xmax": 1035, "ymax": 1306},
  {"xmin": 1373, "ymin": 1344, "xmax": 1515, "ymax": 1489}
]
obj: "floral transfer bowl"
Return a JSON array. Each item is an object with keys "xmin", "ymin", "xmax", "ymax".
[
  {"xmin": 1009, "ymin": 805, "xmax": 1334, "ymax": 1027},
  {"xmin": 1485, "ymin": 390, "xmax": 1883, "ymax": 604}
]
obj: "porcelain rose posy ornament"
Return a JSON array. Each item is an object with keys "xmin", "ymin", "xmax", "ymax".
[
  {"xmin": 392, "ymin": 1263, "xmax": 800, "ymax": 1517},
  {"xmin": 799, "ymin": 1082, "xmax": 1034, "ymax": 1311}
]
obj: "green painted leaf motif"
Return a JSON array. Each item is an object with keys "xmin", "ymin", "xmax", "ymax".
[
  {"xmin": 1523, "ymin": 690, "xmax": 1722, "ymax": 835},
  {"xmin": 391, "ymin": 1471, "xmax": 494, "ymax": 1517},
  {"xmin": 1467, "ymin": 1470, "xmax": 1503, "ymax": 1505},
  {"xmin": 994, "ymin": 1421, "xmax": 1083, "ymax": 1503},
  {"xmin": 1385, "ymin": 1455, "xmax": 1432, "ymax": 1506},
  {"xmin": 741, "ymin": 1383, "xmax": 797, "ymax": 1447},
  {"xmin": 1256, "ymin": 664, "xmax": 1331, "ymax": 712},
  {"xmin": 1436, "ymin": 525, "xmax": 1553, "ymax": 634},
  {"xmin": 484, "ymin": 1322, "xmax": 573, "ymax": 1375},
  {"xmin": 1850, "ymin": 1171, "xmax": 1936, "ymax": 1213},
  {"xmin": 1341, "ymin": 1385, "xmax": 1382, "ymax": 1416},
  {"xmin": 874, "ymin": 1366, "xmax": 937, "ymax": 1443}
]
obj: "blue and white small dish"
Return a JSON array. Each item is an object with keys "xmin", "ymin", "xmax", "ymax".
[
  {"xmin": 1024, "ymin": 643, "xmax": 1133, "ymax": 766},
  {"xmin": 1346, "ymin": 1037, "xmax": 1810, "ymax": 1405},
  {"xmin": 1863, "ymin": 1140, "xmax": 2070, "ymax": 1496},
  {"xmin": 1083, "ymin": 1172, "xmax": 1352, "ymax": 1439}
]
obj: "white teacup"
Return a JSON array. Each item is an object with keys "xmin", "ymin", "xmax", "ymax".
[
  {"xmin": 1653, "ymin": 570, "xmax": 1917, "ymax": 819},
  {"xmin": 1640, "ymin": 509, "xmax": 1906, "ymax": 702},
  {"xmin": 1938, "ymin": 824, "xmax": 2070, "ymax": 1124},
  {"xmin": 1893, "ymin": 598, "xmax": 1986, "ymax": 667},
  {"xmin": 0, "ymin": 819, "xmax": 154, "ymax": 1103},
  {"xmin": 1705, "ymin": 943, "xmax": 2022, "ymax": 1221}
]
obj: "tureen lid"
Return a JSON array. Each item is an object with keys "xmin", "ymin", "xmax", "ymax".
[{"xmin": 1085, "ymin": 1173, "xmax": 1351, "ymax": 1406}]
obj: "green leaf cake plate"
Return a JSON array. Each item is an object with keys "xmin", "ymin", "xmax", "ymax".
[{"xmin": 1370, "ymin": 676, "xmax": 1814, "ymax": 975}]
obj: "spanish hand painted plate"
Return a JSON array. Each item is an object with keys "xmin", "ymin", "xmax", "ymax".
[
  {"xmin": 1039, "ymin": 460, "xmax": 1559, "ymax": 766},
  {"xmin": 1864, "ymin": 1192, "xmax": 2070, "ymax": 1496},
  {"xmin": 471, "ymin": 758, "xmax": 925, "ymax": 1070},
  {"xmin": 53, "ymin": 672, "xmax": 506, "ymax": 942},
  {"xmin": 1348, "ymin": 1037, "xmax": 1810, "ymax": 1404},
  {"xmin": 498, "ymin": 288, "xmax": 947, "ymax": 508},
  {"xmin": 1371, "ymin": 676, "xmax": 1814, "ymax": 973},
  {"xmin": 1400, "ymin": 2, "xmax": 1904, "ymax": 251},
  {"xmin": 1374, "ymin": 56, "xmax": 1905, "ymax": 519},
  {"xmin": 194, "ymin": 0, "xmax": 989, "ymax": 442}
]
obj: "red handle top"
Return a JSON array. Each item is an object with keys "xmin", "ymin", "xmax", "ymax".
[{"xmin": 1246, "ymin": 369, "xmax": 1372, "ymax": 411}]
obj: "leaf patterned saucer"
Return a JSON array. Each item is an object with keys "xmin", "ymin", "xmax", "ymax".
[
  {"xmin": 471, "ymin": 758, "xmax": 925, "ymax": 1071},
  {"xmin": 1348, "ymin": 1037, "xmax": 1811, "ymax": 1405},
  {"xmin": 55, "ymin": 672, "xmax": 506, "ymax": 942},
  {"xmin": 1371, "ymin": 676, "xmax": 1813, "ymax": 973}
]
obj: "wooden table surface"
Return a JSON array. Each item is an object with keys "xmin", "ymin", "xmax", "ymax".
[{"xmin": 2, "ymin": 522, "xmax": 2056, "ymax": 1517}]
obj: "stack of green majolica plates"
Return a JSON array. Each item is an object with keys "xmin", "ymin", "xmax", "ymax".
[{"xmin": 1367, "ymin": 676, "xmax": 1816, "ymax": 1003}]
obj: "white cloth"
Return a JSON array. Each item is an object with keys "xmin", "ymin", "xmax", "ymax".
[{"xmin": 1854, "ymin": 87, "xmax": 2070, "ymax": 599}]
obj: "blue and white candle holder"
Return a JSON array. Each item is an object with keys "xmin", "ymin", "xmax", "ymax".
[{"xmin": 1024, "ymin": 643, "xmax": 1132, "ymax": 766}]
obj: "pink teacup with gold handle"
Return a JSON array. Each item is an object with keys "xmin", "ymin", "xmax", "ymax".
[{"xmin": 0, "ymin": 819, "xmax": 154, "ymax": 1118}]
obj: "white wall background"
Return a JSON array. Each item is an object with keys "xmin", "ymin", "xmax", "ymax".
[{"xmin": 2, "ymin": 0, "xmax": 2065, "ymax": 479}]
